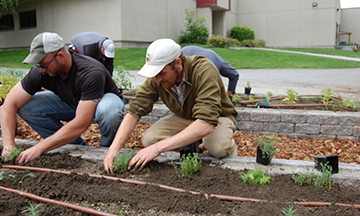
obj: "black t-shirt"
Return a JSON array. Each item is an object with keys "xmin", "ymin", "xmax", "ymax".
[{"xmin": 21, "ymin": 50, "xmax": 122, "ymax": 107}]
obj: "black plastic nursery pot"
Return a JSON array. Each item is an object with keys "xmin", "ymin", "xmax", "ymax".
[
  {"xmin": 315, "ymin": 155, "xmax": 339, "ymax": 174},
  {"xmin": 256, "ymin": 146, "xmax": 273, "ymax": 165},
  {"xmin": 244, "ymin": 87, "xmax": 252, "ymax": 95}
]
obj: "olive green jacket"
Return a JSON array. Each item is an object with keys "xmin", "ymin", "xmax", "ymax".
[{"xmin": 127, "ymin": 56, "xmax": 237, "ymax": 126}]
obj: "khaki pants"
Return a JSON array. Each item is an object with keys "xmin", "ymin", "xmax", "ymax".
[{"xmin": 142, "ymin": 115, "xmax": 238, "ymax": 158}]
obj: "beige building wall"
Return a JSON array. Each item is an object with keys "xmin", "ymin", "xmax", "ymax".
[
  {"xmin": 340, "ymin": 8, "xmax": 360, "ymax": 44},
  {"xmin": 0, "ymin": 0, "xmax": 196, "ymax": 49},
  {"xmin": 1, "ymin": 0, "xmax": 359, "ymax": 49},
  {"xmin": 235, "ymin": 0, "xmax": 341, "ymax": 47}
]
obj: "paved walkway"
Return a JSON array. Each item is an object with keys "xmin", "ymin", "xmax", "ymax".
[{"xmin": 124, "ymin": 48, "xmax": 360, "ymax": 100}]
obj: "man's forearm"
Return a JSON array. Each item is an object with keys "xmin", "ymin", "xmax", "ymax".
[
  {"xmin": 1, "ymin": 106, "xmax": 19, "ymax": 149},
  {"xmin": 34, "ymin": 120, "xmax": 90, "ymax": 154}
]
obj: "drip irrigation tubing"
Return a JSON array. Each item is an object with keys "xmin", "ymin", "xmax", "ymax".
[
  {"xmin": 246, "ymin": 103, "xmax": 351, "ymax": 111},
  {"xmin": 2, "ymin": 164, "xmax": 360, "ymax": 210},
  {"xmin": 0, "ymin": 185, "xmax": 118, "ymax": 216}
]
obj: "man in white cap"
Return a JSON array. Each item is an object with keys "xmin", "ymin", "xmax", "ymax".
[
  {"xmin": 104, "ymin": 38, "xmax": 238, "ymax": 173},
  {"xmin": 69, "ymin": 31, "xmax": 116, "ymax": 75},
  {"xmin": 0, "ymin": 32, "xmax": 125, "ymax": 164}
]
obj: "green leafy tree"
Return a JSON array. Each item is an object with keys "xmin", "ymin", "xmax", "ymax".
[
  {"xmin": 179, "ymin": 7, "xmax": 209, "ymax": 44},
  {"xmin": 1, "ymin": 0, "xmax": 19, "ymax": 17}
]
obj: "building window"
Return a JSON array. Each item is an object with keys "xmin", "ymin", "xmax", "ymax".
[
  {"xmin": 20, "ymin": 10, "xmax": 36, "ymax": 29},
  {"xmin": 0, "ymin": 14, "xmax": 14, "ymax": 31}
]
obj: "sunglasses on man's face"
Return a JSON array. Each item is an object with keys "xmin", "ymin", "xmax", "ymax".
[{"xmin": 35, "ymin": 49, "xmax": 61, "ymax": 69}]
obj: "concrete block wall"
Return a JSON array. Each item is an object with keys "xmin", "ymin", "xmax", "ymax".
[{"xmin": 138, "ymin": 104, "xmax": 360, "ymax": 142}]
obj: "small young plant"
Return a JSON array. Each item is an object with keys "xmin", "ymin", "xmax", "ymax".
[
  {"xmin": 0, "ymin": 146, "xmax": 24, "ymax": 163},
  {"xmin": 0, "ymin": 173, "xmax": 36, "ymax": 185},
  {"xmin": 283, "ymin": 89, "xmax": 298, "ymax": 105},
  {"xmin": 112, "ymin": 150, "xmax": 133, "ymax": 173},
  {"xmin": 21, "ymin": 201, "xmax": 44, "ymax": 216},
  {"xmin": 292, "ymin": 162, "xmax": 335, "ymax": 191},
  {"xmin": 239, "ymin": 167, "xmax": 274, "ymax": 185},
  {"xmin": 254, "ymin": 134, "xmax": 278, "ymax": 158},
  {"xmin": 281, "ymin": 205, "xmax": 298, "ymax": 216},
  {"xmin": 231, "ymin": 94, "xmax": 241, "ymax": 103},
  {"xmin": 341, "ymin": 97, "xmax": 358, "ymax": 111},
  {"xmin": 245, "ymin": 80, "xmax": 251, "ymax": 88},
  {"xmin": 320, "ymin": 88, "xmax": 334, "ymax": 105},
  {"xmin": 314, "ymin": 162, "xmax": 334, "ymax": 190},
  {"xmin": 173, "ymin": 153, "xmax": 202, "ymax": 177},
  {"xmin": 113, "ymin": 65, "xmax": 135, "ymax": 91}
]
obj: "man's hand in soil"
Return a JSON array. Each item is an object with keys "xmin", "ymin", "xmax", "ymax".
[
  {"xmin": 128, "ymin": 144, "xmax": 160, "ymax": 171},
  {"xmin": 15, "ymin": 146, "xmax": 42, "ymax": 164},
  {"xmin": 104, "ymin": 148, "xmax": 118, "ymax": 174}
]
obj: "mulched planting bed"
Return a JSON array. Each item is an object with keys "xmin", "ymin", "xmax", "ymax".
[{"xmin": 0, "ymin": 150, "xmax": 360, "ymax": 215}]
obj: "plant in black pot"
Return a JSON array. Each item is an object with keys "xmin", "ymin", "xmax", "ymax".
[
  {"xmin": 255, "ymin": 134, "xmax": 277, "ymax": 165},
  {"xmin": 244, "ymin": 81, "xmax": 252, "ymax": 94}
]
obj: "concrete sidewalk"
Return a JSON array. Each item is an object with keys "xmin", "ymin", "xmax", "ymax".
[{"xmin": 125, "ymin": 48, "xmax": 360, "ymax": 100}]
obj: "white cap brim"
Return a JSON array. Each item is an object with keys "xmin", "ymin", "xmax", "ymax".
[{"xmin": 137, "ymin": 63, "xmax": 166, "ymax": 78}]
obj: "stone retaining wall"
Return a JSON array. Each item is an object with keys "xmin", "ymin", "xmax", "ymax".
[{"xmin": 138, "ymin": 104, "xmax": 360, "ymax": 142}]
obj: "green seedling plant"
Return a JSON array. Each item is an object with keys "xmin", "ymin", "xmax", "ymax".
[
  {"xmin": 320, "ymin": 88, "xmax": 334, "ymax": 105},
  {"xmin": 254, "ymin": 134, "xmax": 278, "ymax": 158},
  {"xmin": 113, "ymin": 65, "xmax": 135, "ymax": 91},
  {"xmin": 341, "ymin": 97, "xmax": 358, "ymax": 111},
  {"xmin": 283, "ymin": 89, "xmax": 298, "ymax": 105},
  {"xmin": 281, "ymin": 205, "xmax": 298, "ymax": 216},
  {"xmin": 0, "ymin": 146, "xmax": 24, "ymax": 163},
  {"xmin": 112, "ymin": 150, "xmax": 133, "ymax": 173},
  {"xmin": 239, "ymin": 167, "xmax": 274, "ymax": 185},
  {"xmin": 173, "ymin": 153, "xmax": 202, "ymax": 177},
  {"xmin": 231, "ymin": 94, "xmax": 241, "ymax": 103},
  {"xmin": 0, "ymin": 172, "xmax": 35, "ymax": 185},
  {"xmin": 292, "ymin": 162, "xmax": 334, "ymax": 191},
  {"xmin": 245, "ymin": 80, "xmax": 251, "ymax": 88},
  {"xmin": 21, "ymin": 201, "xmax": 44, "ymax": 216}
]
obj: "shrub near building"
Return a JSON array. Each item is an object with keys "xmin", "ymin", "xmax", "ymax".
[{"xmin": 230, "ymin": 25, "xmax": 255, "ymax": 42}]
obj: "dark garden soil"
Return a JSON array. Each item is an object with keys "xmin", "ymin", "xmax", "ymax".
[
  {"xmin": 1, "ymin": 150, "xmax": 360, "ymax": 216},
  {"xmin": 1, "ymin": 94, "xmax": 359, "ymax": 215}
]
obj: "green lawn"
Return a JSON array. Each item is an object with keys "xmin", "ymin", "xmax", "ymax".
[{"xmin": 1, "ymin": 47, "xmax": 360, "ymax": 70}]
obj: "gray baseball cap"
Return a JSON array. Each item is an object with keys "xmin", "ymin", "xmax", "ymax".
[{"xmin": 23, "ymin": 32, "xmax": 65, "ymax": 64}]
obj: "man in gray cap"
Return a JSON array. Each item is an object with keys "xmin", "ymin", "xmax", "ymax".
[
  {"xmin": 0, "ymin": 32, "xmax": 124, "ymax": 164},
  {"xmin": 104, "ymin": 38, "xmax": 238, "ymax": 174},
  {"xmin": 69, "ymin": 31, "xmax": 116, "ymax": 75}
]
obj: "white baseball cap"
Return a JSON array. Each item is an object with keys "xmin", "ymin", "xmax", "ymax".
[
  {"xmin": 23, "ymin": 32, "xmax": 65, "ymax": 64},
  {"xmin": 102, "ymin": 39, "xmax": 115, "ymax": 58},
  {"xmin": 137, "ymin": 38, "xmax": 181, "ymax": 78}
]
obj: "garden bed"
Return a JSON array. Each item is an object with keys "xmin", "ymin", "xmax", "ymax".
[
  {"xmin": 231, "ymin": 94, "xmax": 359, "ymax": 112},
  {"xmin": 1, "ymin": 150, "xmax": 360, "ymax": 215}
]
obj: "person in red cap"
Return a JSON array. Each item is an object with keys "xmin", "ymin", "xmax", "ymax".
[
  {"xmin": 0, "ymin": 32, "xmax": 124, "ymax": 164},
  {"xmin": 69, "ymin": 31, "xmax": 116, "ymax": 76},
  {"xmin": 104, "ymin": 38, "xmax": 238, "ymax": 174}
]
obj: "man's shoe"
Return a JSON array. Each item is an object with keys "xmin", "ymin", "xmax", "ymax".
[{"xmin": 179, "ymin": 139, "xmax": 203, "ymax": 158}]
